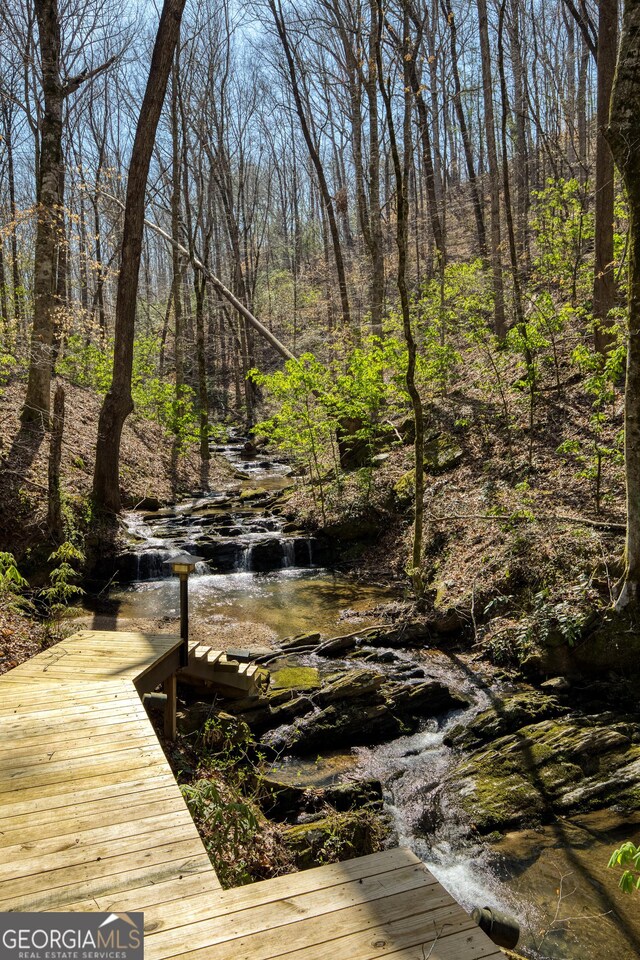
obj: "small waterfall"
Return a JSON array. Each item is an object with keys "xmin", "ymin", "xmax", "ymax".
[
  {"xmin": 195, "ymin": 560, "xmax": 211, "ymax": 575},
  {"xmin": 238, "ymin": 545, "xmax": 253, "ymax": 572},
  {"xmin": 282, "ymin": 540, "xmax": 296, "ymax": 568},
  {"xmin": 128, "ymin": 548, "xmax": 175, "ymax": 581}
]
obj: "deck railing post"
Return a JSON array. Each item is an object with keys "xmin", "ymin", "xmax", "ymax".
[{"xmin": 163, "ymin": 673, "xmax": 177, "ymax": 739}]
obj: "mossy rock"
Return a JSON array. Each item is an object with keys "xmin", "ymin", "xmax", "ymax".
[
  {"xmin": 271, "ymin": 667, "xmax": 321, "ymax": 692},
  {"xmin": 423, "ymin": 432, "xmax": 463, "ymax": 473},
  {"xmin": 444, "ymin": 691, "xmax": 570, "ymax": 751},
  {"xmin": 394, "ymin": 470, "xmax": 416, "ymax": 508},
  {"xmin": 239, "ymin": 487, "xmax": 269, "ymax": 502},
  {"xmin": 283, "ymin": 809, "xmax": 387, "ymax": 869},
  {"xmin": 317, "ymin": 669, "xmax": 386, "ymax": 703},
  {"xmin": 394, "ymin": 433, "xmax": 463, "ymax": 509},
  {"xmin": 445, "ymin": 713, "xmax": 640, "ymax": 833}
]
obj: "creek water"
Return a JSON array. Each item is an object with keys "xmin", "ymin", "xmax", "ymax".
[{"xmin": 105, "ymin": 436, "xmax": 640, "ymax": 960}]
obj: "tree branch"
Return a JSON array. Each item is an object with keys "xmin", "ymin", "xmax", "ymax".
[
  {"xmin": 63, "ymin": 55, "xmax": 118, "ymax": 97},
  {"xmin": 560, "ymin": 0, "xmax": 598, "ymax": 61},
  {"xmin": 96, "ymin": 187, "xmax": 297, "ymax": 362},
  {"xmin": 428, "ymin": 512, "xmax": 625, "ymax": 532}
]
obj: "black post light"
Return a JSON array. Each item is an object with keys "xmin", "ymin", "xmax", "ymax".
[{"xmin": 169, "ymin": 554, "xmax": 203, "ymax": 667}]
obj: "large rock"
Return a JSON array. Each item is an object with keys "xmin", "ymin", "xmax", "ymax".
[
  {"xmin": 444, "ymin": 691, "xmax": 570, "ymax": 751},
  {"xmin": 423, "ymin": 432, "xmax": 464, "ymax": 473},
  {"xmin": 440, "ymin": 713, "xmax": 640, "ymax": 835},
  {"xmin": 263, "ymin": 675, "xmax": 468, "ymax": 755},
  {"xmin": 282, "ymin": 809, "xmax": 387, "ymax": 869},
  {"xmin": 384, "ymin": 680, "xmax": 469, "ymax": 720},
  {"xmin": 316, "ymin": 670, "xmax": 386, "ymax": 705}
]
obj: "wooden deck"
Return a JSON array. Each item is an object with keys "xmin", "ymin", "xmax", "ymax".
[{"xmin": 0, "ymin": 629, "xmax": 504, "ymax": 960}]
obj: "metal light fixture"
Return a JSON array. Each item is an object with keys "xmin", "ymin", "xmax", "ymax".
[{"xmin": 169, "ymin": 553, "xmax": 203, "ymax": 667}]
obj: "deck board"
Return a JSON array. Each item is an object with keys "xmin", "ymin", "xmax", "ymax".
[{"xmin": 0, "ymin": 629, "xmax": 504, "ymax": 959}]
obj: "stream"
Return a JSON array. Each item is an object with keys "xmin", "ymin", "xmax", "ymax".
[{"xmin": 99, "ymin": 436, "xmax": 640, "ymax": 960}]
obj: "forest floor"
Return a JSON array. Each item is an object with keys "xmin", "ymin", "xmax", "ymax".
[
  {"xmin": 282, "ymin": 349, "xmax": 633, "ymax": 677},
  {"xmin": 0, "ymin": 376, "xmax": 233, "ymax": 565}
]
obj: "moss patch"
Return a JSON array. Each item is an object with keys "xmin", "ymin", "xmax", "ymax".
[{"xmin": 271, "ymin": 667, "xmax": 321, "ymax": 691}]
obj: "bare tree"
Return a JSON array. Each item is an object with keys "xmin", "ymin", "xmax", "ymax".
[
  {"xmin": 608, "ymin": 0, "xmax": 640, "ymax": 609},
  {"xmin": 22, "ymin": 0, "xmax": 115, "ymax": 425},
  {"xmin": 93, "ymin": 0, "xmax": 187, "ymax": 512}
]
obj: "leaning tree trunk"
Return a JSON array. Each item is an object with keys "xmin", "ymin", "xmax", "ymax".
[
  {"xmin": 608, "ymin": 0, "xmax": 640, "ymax": 609},
  {"xmin": 22, "ymin": 0, "xmax": 65, "ymax": 425},
  {"xmin": 92, "ymin": 0, "xmax": 187, "ymax": 513}
]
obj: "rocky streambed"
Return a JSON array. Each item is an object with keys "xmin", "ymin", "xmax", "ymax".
[
  {"xmin": 94, "ymin": 434, "xmax": 640, "ymax": 959},
  {"xmin": 177, "ymin": 623, "xmax": 640, "ymax": 960}
]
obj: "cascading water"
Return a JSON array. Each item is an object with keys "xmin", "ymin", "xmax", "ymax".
[
  {"xmin": 282, "ymin": 540, "xmax": 295, "ymax": 568},
  {"xmin": 106, "ymin": 435, "xmax": 396, "ymax": 639},
  {"xmin": 238, "ymin": 545, "xmax": 253, "ymax": 572}
]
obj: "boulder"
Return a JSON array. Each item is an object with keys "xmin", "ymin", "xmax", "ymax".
[
  {"xmin": 440, "ymin": 713, "xmax": 640, "ymax": 835},
  {"xmin": 384, "ymin": 680, "xmax": 469, "ymax": 719},
  {"xmin": 423, "ymin": 432, "xmax": 464, "ymax": 473},
  {"xmin": 316, "ymin": 670, "xmax": 386, "ymax": 705},
  {"xmin": 282, "ymin": 809, "xmax": 387, "ymax": 869},
  {"xmin": 444, "ymin": 691, "xmax": 570, "ymax": 751}
]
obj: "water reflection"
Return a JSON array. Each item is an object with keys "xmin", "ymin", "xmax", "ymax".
[{"xmin": 109, "ymin": 568, "xmax": 397, "ymax": 640}]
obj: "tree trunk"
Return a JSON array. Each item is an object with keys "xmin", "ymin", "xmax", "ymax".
[
  {"xmin": 477, "ymin": 0, "xmax": 507, "ymax": 338},
  {"xmin": 170, "ymin": 50, "xmax": 185, "ymax": 396},
  {"xmin": 268, "ymin": 0, "xmax": 351, "ymax": 328},
  {"xmin": 377, "ymin": 0, "xmax": 425, "ymax": 597},
  {"xmin": 608, "ymin": 0, "xmax": 640, "ymax": 608},
  {"xmin": 4, "ymin": 108, "xmax": 24, "ymax": 332},
  {"xmin": 92, "ymin": 0, "xmax": 187, "ymax": 513},
  {"xmin": 0, "ymin": 238, "xmax": 8, "ymax": 336},
  {"xmin": 22, "ymin": 0, "xmax": 65, "ymax": 425},
  {"xmin": 47, "ymin": 382, "xmax": 65, "ymax": 541},
  {"xmin": 594, "ymin": 0, "xmax": 619, "ymax": 355},
  {"xmin": 441, "ymin": 0, "xmax": 487, "ymax": 258}
]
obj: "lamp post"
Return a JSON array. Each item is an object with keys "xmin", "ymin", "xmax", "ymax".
[{"xmin": 169, "ymin": 554, "xmax": 203, "ymax": 667}]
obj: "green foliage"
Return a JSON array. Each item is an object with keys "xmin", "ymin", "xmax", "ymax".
[
  {"xmin": 57, "ymin": 335, "xmax": 113, "ymax": 392},
  {"xmin": 180, "ymin": 778, "xmax": 259, "ymax": 886},
  {"xmin": 609, "ymin": 841, "xmax": 640, "ymax": 894},
  {"xmin": 486, "ymin": 584, "xmax": 589, "ymax": 666},
  {"xmin": 250, "ymin": 336, "xmax": 407, "ymax": 519},
  {"xmin": 0, "ymin": 552, "xmax": 31, "ymax": 614},
  {"xmin": 39, "ymin": 542, "xmax": 85, "ymax": 634},
  {"xmin": 58, "ymin": 335, "xmax": 205, "ymax": 451},
  {"xmin": 400, "ymin": 261, "xmax": 492, "ymax": 394},
  {"xmin": 0, "ymin": 345, "xmax": 17, "ymax": 393},
  {"xmin": 530, "ymin": 177, "xmax": 593, "ymax": 300}
]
